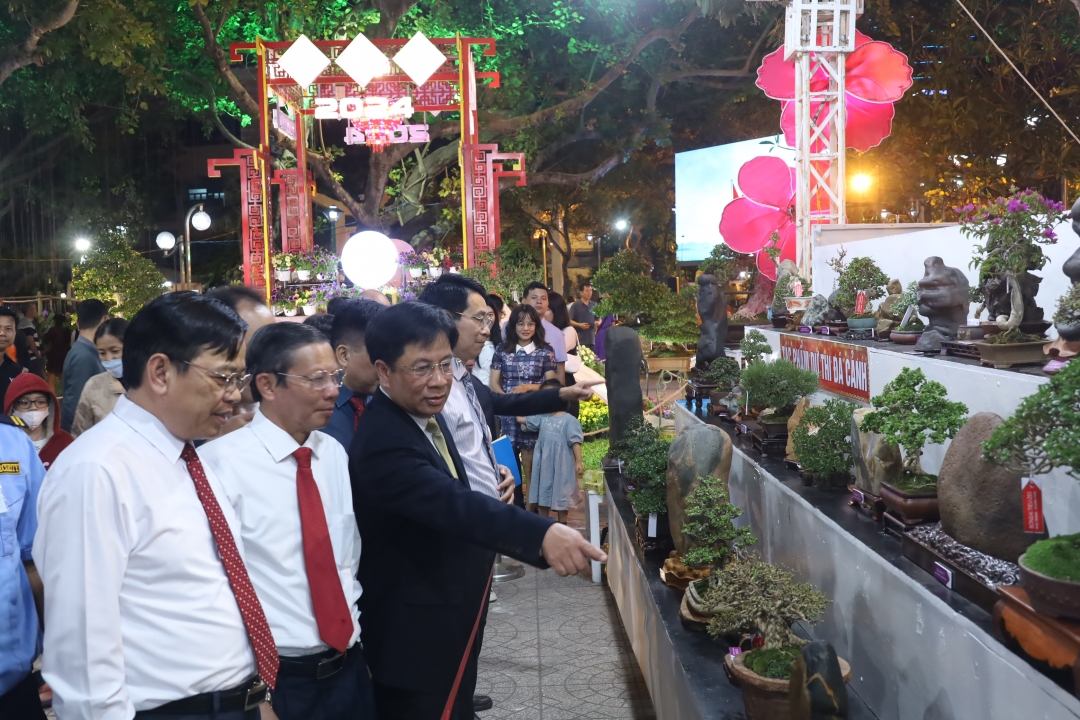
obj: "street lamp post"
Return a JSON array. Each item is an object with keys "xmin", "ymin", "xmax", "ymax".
[{"xmin": 182, "ymin": 203, "xmax": 212, "ymax": 289}]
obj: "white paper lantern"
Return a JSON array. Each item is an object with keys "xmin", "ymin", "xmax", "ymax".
[
  {"xmin": 191, "ymin": 211, "xmax": 212, "ymax": 231},
  {"xmin": 340, "ymin": 231, "xmax": 399, "ymax": 289},
  {"xmin": 156, "ymin": 231, "xmax": 176, "ymax": 250}
]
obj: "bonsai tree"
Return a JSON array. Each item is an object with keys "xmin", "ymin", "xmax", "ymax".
[
  {"xmin": 618, "ymin": 417, "xmax": 671, "ymax": 516},
  {"xmin": 611, "ymin": 414, "xmax": 658, "ymax": 460},
  {"xmin": 593, "ymin": 250, "xmax": 669, "ymax": 323},
  {"xmin": 704, "ymin": 559, "xmax": 829, "ymax": 654},
  {"xmin": 461, "ymin": 239, "xmax": 542, "ymax": 301},
  {"xmin": 1052, "ymin": 282, "xmax": 1080, "ymax": 329},
  {"xmin": 791, "ymin": 399, "xmax": 857, "ymax": 485},
  {"xmin": 739, "ymin": 329, "xmax": 772, "ymax": 364},
  {"xmin": 861, "ymin": 367, "xmax": 968, "ymax": 482},
  {"xmin": 959, "ymin": 188, "xmax": 1068, "ymax": 331},
  {"xmin": 773, "ymin": 272, "xmax": 811, "ymax": 309},
  {"xmin": 699, "ymin": 243, "xmax": 753, "ymax": 283},
  {"xmin": 892, "ymin": 280, "xmax": 921, "ymax": 319},
  {"xmin": 739, "ymin": 359, "xmax": 820, "ymax": 421},
  {"xmin": 834, "ymin": 256, "xmax": 889, "ymax": 313},
  {"xmin": 680, "ymin": 476, "xmax": 757, "ymax": 573},
  {"xmin": 641, "ymin": 285, "xmax": 700, "ymax": 346},
  {"xmin": 699, "ymin": 357, "xmax": 741, "ymax": 390}
]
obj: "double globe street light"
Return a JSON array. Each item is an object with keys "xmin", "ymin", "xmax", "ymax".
[{"xmin": 156, "ymin": 204, "xmax": 212, "ymax": 289}]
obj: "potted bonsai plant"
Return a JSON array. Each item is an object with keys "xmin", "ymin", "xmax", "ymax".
[
  {"xmin": 623, "ymin": 428, "xmax": 674, "ymax": 552},
  {"xmin": 775, "ymin": 272, "xmax": 812, "ymax": 315},
  {"xmin": 860, "ymin": 368, "xmax": 968, "ymax": 524},
  {"xmin": 960, "ymin": 189, "xmax": 1067, "ymax": 335},
  {"xmin": 834, "ymin": 256, "xmax": 889, "ymax": 317},
  {"xmin": 890, "ymin": 316, "xmax": 924, "ymax": 345},
  {"xmin": 701, "ymin": 358, "xmax": 741, "ymax": 414},
  {"xmin": 703, "ymin": 560, "xmax": 846, "ymax": 720},
  {"xmin": 790, "ymin": 399, "xmax": 857, "ymax": 487},
  {"xmin": 1052, "ymin": 282, "xmax": 1080, "ymax": 342},
  {"xmin": 680, "ymin": 475, "xmax": 757, "ymax": 622},
  {"xmin": 739, "ymin": 329, "xmax": 772, "ymax": 365},
  {"xmin": 983, "ymin": 359, "xmax": 1080, "ymax": 619},
  {"xmin": 272, "ymin": 253, "xmax": 295, "ymax": 282},
  {"xmin": 739, "ymin": 359, "xmax": 820, "ymax": 435}
]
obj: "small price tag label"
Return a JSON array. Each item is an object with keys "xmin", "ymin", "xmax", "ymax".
[
  {"xmin": 728, "ymin": 646, "xmax": 742, "ymax": 657},
  {"xmin": 933, "ymin": 562, "xmax": 954, "ymax": 589},
  {"xmin": 1022, "ymin": 477, "xmax": 1044, "ymax": 534},
  {"xmin": 751, "ymin": 634, "xmax": 764, "ymax": 649},
  {"xmin": 793, "ymin": 280, "xmax": 804, "ymax": 298},
  {"xmin": 855, "ymin": 290, "xmax": 868, "ymax": 315},
  {"xmin": 852, "ymin": 488, "xmax": 865, "ymax": 505},
  {"xmin": 648, "ymin": 513, "xmax": 658, "ymax": 537}
]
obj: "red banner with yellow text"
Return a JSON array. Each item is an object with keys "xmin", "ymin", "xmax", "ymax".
[{"xmin": 778, "ymin": 334, "xmax": 870, "ymax": 403}]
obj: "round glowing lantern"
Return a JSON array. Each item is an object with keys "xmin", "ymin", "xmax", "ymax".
[{"xmin": 340, "ymin": 231, "xmax": 399, "ymax": 289}]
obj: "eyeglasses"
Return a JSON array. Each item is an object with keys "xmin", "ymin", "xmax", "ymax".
[
  {"xmin": 14, "ymin": 397, "xmax": 49, "ymax": 411},
  {"xmin": 398, "ymin": 359, "xmax": 454, "ymax": 379},
  {"xmin": 515, "ymin": 321, "xmax": 536, "ymax": 329},
  {"xmin": 276, "ymin": 369, "xmax": 345, "ymax": 390},
  {"xmin": 179, "ymin": 360, "xmax": 252, "ymax": 393},
  {"xmin": 456, "ymin": 312, "xmax": 495, "ymax": 330}
]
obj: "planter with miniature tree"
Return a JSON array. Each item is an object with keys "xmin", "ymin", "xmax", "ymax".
[
  {"xmin": 739, "ymin": 329, "xmax": 773, "ymax": 366},
  {"xmin": 738, "ymin": 359, "xmax": 819, "ymax": 440},
  {"xmin": 860, "ymin": 368, "xmax": 968, "ymax": 525},
  {"xmin": 790, "ymin": 399, "xmax": 857, "ymax": 488},
  {"xmin": 702, "ymin": 358, "xmax": 742, "ymax": 418}
]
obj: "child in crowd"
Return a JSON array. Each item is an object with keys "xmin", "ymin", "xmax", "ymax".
[{"xmin": 518, "ymin": 379, "xmax": 584, "ymax": 522}]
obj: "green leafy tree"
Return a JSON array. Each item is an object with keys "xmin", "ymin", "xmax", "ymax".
[
  {"xmin": 459, "ymin": 238, "xmax": 542, "ymax": 301},
  {"xmin": 704, "ymin": 560, "xmax": 828, "ymax": 651},
  {"xmin": 698, "ymin": 243, "xmax": 753, "ymax": 283},
  {"xmin": 700, "ymin": 357, "xmax": 740, "ymax": 390},
  {"xmin": 593, "ymin": 250, "xmax": 669, "ymax": 321},
  {"xmin": 640, "ymin": 285, "xmax": 699, "ymax": 344},
  {"xmin": 791, "ymin": 399, "xmax": 856, "ymax": 483},
  {"xmin": 861, "ymin": 368, "xmax": 968, "ymax": 477},
  {"xmin": 71, "ymin": 230, "xmax": 166, "ymax": 318},
  {"xmin": 834, "ymin": 257, "xmax": 889, "ymax": 312},
  {"xmin": 739, "ymin": 329, "xmax": 772, "ymax": 364},
  {"xmin": 739, "ymin": 359, "xmax": 819, "ymax": 419},
  {"xmin": 983, "ymin": 357, "xmax": 1080, "ymax": 478},
  {"xmin": 680, "ymin": 475, "xmax": 756, "ymax": 571}
]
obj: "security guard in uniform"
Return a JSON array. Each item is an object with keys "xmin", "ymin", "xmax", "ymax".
[{"xmin": 0, "ymin": 413, "xmax": 47, "ymax": 720}]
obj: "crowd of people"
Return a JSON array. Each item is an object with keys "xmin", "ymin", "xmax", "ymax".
[{"xmin": 0, "ymin": 273, "xmax": 606, "ymax": 720}]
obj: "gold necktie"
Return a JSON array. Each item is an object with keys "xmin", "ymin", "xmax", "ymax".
[{"xmin": 425, "ymin": 417, "xmax": 458, "ymax": 479}]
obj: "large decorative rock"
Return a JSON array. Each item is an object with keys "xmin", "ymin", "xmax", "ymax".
[
  {"xmin": 786, "ymin": 398, "xmax": 812, "ymax": 461},
  {"xmin": 666, "ymin": 424, "xmax": 733, "ymax": 556},
  {"xmin": 981, "ymin": 271, "xmax": 1043, "ymax": 324},
  {"xmin": 938, "ymin": 413, "xmax": 1046, "ymax": 563},
  {"xmin": 850, "ymin": 408, "xmax": 902, "ymax": 494},
  {"xmin": 789, "ymin": 641, "xmax": 849, "ymax": 720},
  {"xmin": 915, "ymin": 256, "xmax": 969, "ymax": 352},
  {"xmin": 802, "ymin": 294, "xmax": 833, "ymax": 328},
  {"xmin": 772, "ymin": 259, "xmax": 802, "ymax": 316},
  {"xmin": 886, "ymin": 278, "xmax": 903, "ymax": 295},
  {"xmin": 696, "ymin": 274, "xmax": 728, "ymax": 364},
  {"xmin": 605, "ymin": 326, "xmax": 644, "ymax": 453}
]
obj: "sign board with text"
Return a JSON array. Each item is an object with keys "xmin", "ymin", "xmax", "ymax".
[{"xmin": 779, "ymin": 334, "xmax": 871, "ymax": 403}]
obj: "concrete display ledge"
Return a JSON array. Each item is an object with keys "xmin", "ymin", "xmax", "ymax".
[{"xmin": 666, "ymin": 403, "xmax": 1080, "ymax": 720}]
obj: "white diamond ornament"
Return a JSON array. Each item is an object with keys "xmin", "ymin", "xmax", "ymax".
[
  {"xmin": 336, "ymin": 34, "xmax": 390, "ymax": 88},
  {"xmin": 277, "ymin": 35, "xmax": 330, "ymax": 91},
  {"xmin": 393, "ymin": 32, "xmax": 446, "ymax": 87}
]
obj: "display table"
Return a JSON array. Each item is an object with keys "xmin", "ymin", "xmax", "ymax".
[
  {"xmin": 605, "ymin": 477, "xmax": 877, "ymax": 720},
  {"xmin": 655, "ymin": 403, "xmax": 1080, "ymax": 720}
]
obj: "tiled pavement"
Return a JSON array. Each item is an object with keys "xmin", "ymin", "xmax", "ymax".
[{"xmin": 476, "ymin": 509, "xmax": 656, "ymax": 720}]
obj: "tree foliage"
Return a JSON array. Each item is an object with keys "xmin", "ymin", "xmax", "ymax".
[
  {"xmin": 861, "ymin": 367, "xmax": 968, "ymax": 476},
  {"xmin": 834, "ymin": 256, "xmax": 889, "ymax": 311},
  {"xmin": 680, "ymin": 475, "xmax": 756, "ymax": 570},
  {"xmin": 791, "ymin": 399, "xmax": 856, "ymax": 482},
  {"xmin": 739, "ymin": 359, "xmax": 819, "ymax": 417},
  {"xmin": 640, "ymin": 285, "xmax": 700, "ymax": 344},
  {"xmin": 700, "ymin": 357, "xmax": 741, "ymax": 390},
  {"xmin": 71, "ymin": 230, "xmax": 166, "ymax": 318},
  {"xmin": 459, "ymin": 238, "xmax": 542, "ymax": 301},
  {"xmin": 739, "ymin": 329, "xmax": 772, "ymax": 365},
  {"xmin": 593, "ymin": 250, "xmax": 669, "ymax": 320}
]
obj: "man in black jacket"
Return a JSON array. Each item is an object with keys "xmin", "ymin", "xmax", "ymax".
[{"xmin": 350, "ymin": 303, "xmax": 604, "ymax": 720}]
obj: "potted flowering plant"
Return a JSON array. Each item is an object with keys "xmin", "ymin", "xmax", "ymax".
[
  {"xmin": 295, "ymin": 288, "xmax": 316, "ymax": 315},
  {"xmin": 399, "ymin": 249, "xmax": 425, "ymax": 278},
  {"xmin": 271, "ymin": 285, "xmax": 301, "ymax": 316},
  {"xmin": 271, "ymin": 253, "xmax": 295, "ymax": 282},
  {"xmin": 309, "ymin": 247, "xmax": 339, "ymax": 280},
  {"xmin": 422, "ymin": 246, "xmax": 450, "ymax": 277},
  {"xmin": 292, "ymin": 252, "xmax": 315, "ymax": 281},
  {"xmin": 958, "ymin": 188, "xmax": 1068, "ymax": 334}
]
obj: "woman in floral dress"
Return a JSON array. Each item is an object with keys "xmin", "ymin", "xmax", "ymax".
[{"xmin": 490, "ymin": 303, "xmax": 558, "ymax": 501}]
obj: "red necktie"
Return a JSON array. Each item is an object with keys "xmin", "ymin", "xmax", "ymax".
[
  {"xmin": 293, "ymin": 447, "xmax": 353, "ymax": 653},
  {"xmin": 349, "ymin": 396, "xmax": 366, "ymax": 431},
  {"xmin": 181, "ymin": 444, "xmax": 280, "ymax": 688}
]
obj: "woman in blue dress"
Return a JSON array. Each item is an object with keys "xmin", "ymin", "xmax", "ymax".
[{"xmin": 490, "ymin": 303, "xmax": 557, "ymax": 499}]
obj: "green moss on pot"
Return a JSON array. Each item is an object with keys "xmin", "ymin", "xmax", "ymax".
[
  {"xmin": 1023, "ymin": 533, "xmax": 1080, "ymax": 583},
  {"xmin": 888, "ymin": 472, "xmax": 938, "ymax": 494},
  {"xmin": 897, "ymin": 318, "xmax": 925, "ymax": 332},
  {"xmin": 742, "ymin": 646, "xmax": 802, "ymax": 680},
  {"xmin": 981, "ymin": 328, "xmax": 1044, "ymax": 345}
]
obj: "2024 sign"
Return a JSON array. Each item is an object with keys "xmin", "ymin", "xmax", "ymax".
[{"xmin": 313, "ymin": 96, "xmax": 414, "ymax": 120}]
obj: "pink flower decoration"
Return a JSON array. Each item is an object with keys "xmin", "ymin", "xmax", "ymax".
[
  {"xmin": 756, "ymin": 31, "xmax": 913, "ymax": 151},
  {"xmin": 719, "ymin": 156, "xmax": 797, "ymax": 281}
]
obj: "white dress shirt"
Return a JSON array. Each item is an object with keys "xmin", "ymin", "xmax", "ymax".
[
  {"xmin": 444, "ymin": 358, "xmax": 500, "ymax": 498},
  {"xmin": 32, "ymin": 395, "xmax": 256, "ymax": 720},
  {"xmin": 200, "ymin": 409, "xmax": 362, "ymax": 657}
]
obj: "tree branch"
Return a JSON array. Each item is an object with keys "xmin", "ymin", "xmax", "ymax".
[
  {"xmin": 0, "ymin": 0, "xmax": 80, "ymax": 86},
  {"xmin": 191, "ymin": 3, "xmax": 260, "ymax": 118},
  {"xmin": 532, "ymin": 129, "xmax": 601, "ymax": 171},
  {"xmin": 529, "ymin": 151, "xmax": 627, "ymax": 187}
]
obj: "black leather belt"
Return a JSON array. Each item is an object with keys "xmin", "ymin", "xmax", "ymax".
[
  {"xmin": 143, "ymin": 676, "xmax": 268, "ymax": 715},
  {"xmin": 278, "ymin": 648, "xmax": 349, "ymax": 679}
]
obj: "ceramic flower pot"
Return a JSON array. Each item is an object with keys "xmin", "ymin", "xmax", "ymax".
[
  {"xmin": 275, "ymin": 270, "xmax": 293, "ymax": 282},
  {"xmin": 296, "ymin": 270, "xmax": 312, "ymax": 281},
  {"xmin": 1018, "ymin": 554, "xmax": 1080, "ymax": 621},
  {"xmin": 957, "ymin": 325, "xmax": 984, "ymax": 341},
  {"xmin": 284, "ymin": 307, "xmax": 299, "ymax": 317},
  {"xmin": 409, "ymin": 268, "xmax": 423, "ymax": 278},
  {"xmin": 302, "ymin": 304, "xmax": 318, "ymax": 316},
  {"xmin": 785, "ymin": 296, "xmax": 812, "ymax": 314},
  {"xmin": 879, "ymin": 481, "xmax": 939, "ymax": 524},
  {"xmin": 971, "ymin": 340, "xmax": 1047, "ymax": 369},
  {"xmin": 724, "ymin": 652, "xmax": 852, "ymax": 720},
  {"xmin": 1056, "ymin": 321, "xmax": 1080, "ymax": 342},
  {"xmin": 890, "ymin": 330, "xmax": 922, "ymax": 345},
  {"xmin": 428, "ymin": 266, "xmax": 443, "ymax": 278},
  {"xmin": 847, "ymin": 317, "xmax": 878, "ymax": 330},
  {"xmin": 771, "ymin": 315, "xmax": 788, "ymax": 329},
  {"xmin": 726, "ymin": 325, "xmax": 746, "ymax": 343}
]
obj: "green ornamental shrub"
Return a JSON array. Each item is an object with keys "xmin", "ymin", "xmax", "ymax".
[
  {"xmin": 610, "ymin": 414, "xmax": 658, "ymax": 460},
  {"xmin": 740, "ymin": 329, "xmax": 772, "ymax": 364},
  {"xmin": 593, "ymin": 250, "xmax": 669, "ymax": 321},
  {"xmin": 791, "ymin": 399, "xmax": 857, "ymax": 484},
  {"xmin": 71, "ymin": 230, "xmax": 167, "ymax": 318},
  {"xmin": 1052, "ymin": 283, "xmax": 1080, "ymax": 326},
  {"xmin": 861, "ymin": 367, "xmax": 967, "ymax": 480},
  {"xmin": 773, "ymin": 273, "xmax": 811, "ymax": 308},
  {"xmin": 641, "ymin": 285, "xmax": 700, "ymax": 345},
  {"xmin": 894, "ymin": 280, "xmax": 921, "ymax": 318},
  {"xmin": 698, "ymin": 243, "xmax": 749, "ymax": 282},
  {"xmin": 739, "ymin": 359, "xmax": 819, "ymax": 420},
  {"xmin": 834, "ymin": 257, "xmax": 889, "ymax": 311},
  {"xmin": 1022, "ymin": 533, "xmax": 1080, "ymax": 583},
  {"xmin": 699, "ymin": 357, "xmax": 741, "ymax": 390},
  {"xmin": 680, "ymin": 476, "xmax": 756, "ymax": 571}
]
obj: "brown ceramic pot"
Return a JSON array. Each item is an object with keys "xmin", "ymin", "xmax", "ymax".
[
  {"xmin": 971, "ymin": 341, "xmax": 1047, "ymax": 369},
  {"xmin": 727, "ymin": 325, "xmax": 746, "ymax": 343},
  {"xmin": 879, "ymin": 481, "xmax": 939, "ymax": 524},
  {"xmin": 725, "ymin": 652, "xmax": 852, "ymax": 720},
  {"xmin": 772, "ymin": 315, "xmax": 789, "ymax": 328},
  {"xmin": 890, "ymin": 330, "xmax": 922, "ymax": 345},
  {"xmin": 1018, "ymin": 555, "xmax": 1080, "ymax": 622}
]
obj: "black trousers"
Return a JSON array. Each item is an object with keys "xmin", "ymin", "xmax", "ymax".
[
  {"xmin": 0, "ymin": 671, "xmax": 46, "ymax": 720},
  {"xmin": 272, "ymin": 645, "xmax": 376, "ymax": 720},
  {"xmin": 134, "ymin": 709, "xmax": 258, "ymax": 720}
]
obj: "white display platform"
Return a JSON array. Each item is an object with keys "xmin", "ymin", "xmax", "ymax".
[
  {"xmin": 754, "ymin": 327, "xmax": 1080, "ymax": 536},
  {"xmin": 674, "ymin": 404, "xmax": 1080, "ymax": 720}
]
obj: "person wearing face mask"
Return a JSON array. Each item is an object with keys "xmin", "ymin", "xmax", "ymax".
[
  {"xmin": 4, "ymin": 373, "xmax": 74, "ymax": 470},
  {"xmin": 70, "ymin": 319, "xmax": 128, "ymax": 438}
]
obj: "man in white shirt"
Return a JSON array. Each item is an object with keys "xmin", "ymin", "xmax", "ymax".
[
  {"xmin": 201, "ymin": 323, "xmax": 373, "ymax": 720},
  {"xmin": 33, "ymin": 292, "xmax": 277, "ymax": 720},
  {"xmin": 523, "ymin": 282, "xmax": 567, "ymax": 384}
]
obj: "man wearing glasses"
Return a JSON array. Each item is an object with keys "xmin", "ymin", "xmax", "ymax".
[
  {"xmin": 34, "ymin": 293, "xmax": 278, "ymax": 720},
  {"xmin": 201, "ymin": 323, "xmax": 372, "ymax": 720}
]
